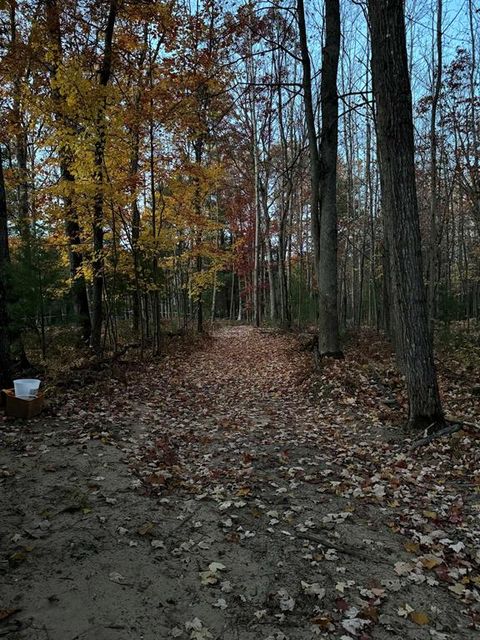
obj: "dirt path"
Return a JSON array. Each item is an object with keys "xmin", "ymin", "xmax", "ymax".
[{"xmin": 1, "ymin": 326, "xmax": 479, "ymax": 640}]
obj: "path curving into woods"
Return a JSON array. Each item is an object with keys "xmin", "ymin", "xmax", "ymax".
[{"xmin": 1, "ymin": 326, "xmax": 479, "ymax": 639}]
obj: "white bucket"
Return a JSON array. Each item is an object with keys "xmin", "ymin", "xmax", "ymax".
[{"xmin": 13, "ymin": 379, "xmax": 41, "ymax": 399}]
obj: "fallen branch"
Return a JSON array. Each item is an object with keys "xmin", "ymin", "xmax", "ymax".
[
  {"xmin": 297, "ymin": 532, "xmax": 372, "ymax": 561},
  {"xmin": 446, "ymin": 418, "xmax": 480, "ymax": 432},
  {"xmin": 410, "ymin": 415, "xmax": 480, "ymax": 449},
  {"xmin": 410, "ymin": 423, "xmax": 463, "ymax": 449}
]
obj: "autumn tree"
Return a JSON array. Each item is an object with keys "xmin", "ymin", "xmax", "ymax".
[
  {"xmin": 90, "ymin": 0, "xmax": 118, "ymax": 354},
  {"xmin": 44, "ymin": 0, "xmax": 91, "ymax": 343}
]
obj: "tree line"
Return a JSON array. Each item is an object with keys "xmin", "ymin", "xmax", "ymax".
[{"xmin": 0, "ymin": 0, "xmax": 478, "ymax": 429}]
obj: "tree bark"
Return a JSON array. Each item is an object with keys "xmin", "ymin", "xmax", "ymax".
[
  {"xmin": 427, "ymin": 0, "xmax": 442, "ymax": 325},
  {"xmin": 128, "ymin": 29, "xmax": 147, "ymax": 338},
  {"xmin": 297, "ymin": 0, "xmax": 341, "ymax": 357},
  {"xmin": 368, "ymin": 0, "xmax": 444, "ymax": 429},
  {"xmin": 45, "ymin": 0, "xmax": 91, "ymax": 343},
  {"xmin": 0, "ymin": 146, "xmax": 12, "ymax": 388},
  {"xmin": 317, "ymin": 0, "xmax": 341, "ymax": 355},
  {"xmin": 130, "ymin": 126, "xmax": 142, "ymax": 336},
  {"xmin": 275, "ymin": 52, "xmax": 293, "ymax": 328},
  {"xmin": 10, "ymin": 2, "xmax": 31, "ymax": 255},
  {"xmin": 90, "ymin": 0, "xmax": 118, "ymax": 354},
  {"xmin": 297, "ymin": 0, "xmax": 321, "ymax": 294},
  {"xmin": 247, "ymin": 36, "xmax": 261, "ymax": 328}
]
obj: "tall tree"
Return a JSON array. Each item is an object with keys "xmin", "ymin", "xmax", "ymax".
[
  {"xmin": 10, "ymin": 0, "xmax": 30, "ymax": 253},
  {"xmin": 0, "ymin": 146, "xmax": 11, "ymax": 388},
  {"xmin": 317, "ymin": 0, "xmax": 341, "ymax": 355},
  {"xmin": 427, "ymin": 0, "xmax": 443, "ymax": 323},
  {"xmin": 368, "ymin": 0, "xmax": 444, "ymax": 428},
  {"xmin": 45, "ymin": 0, "xmax": 92, "ymax": 343},
  {"xmin": 297, "ymin": 0, "xmax": 341, "ymax": 357},
  {"xmin": 90, "ymin": 0, "xmax": 118, "ymax": 354}
]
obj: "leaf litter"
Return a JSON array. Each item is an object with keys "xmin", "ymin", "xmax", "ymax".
[{"xmin": 0, "ymin": 325, "xmax": 479, "ymax": 639}]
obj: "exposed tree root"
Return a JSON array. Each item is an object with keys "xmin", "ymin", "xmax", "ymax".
[{"xmin": 410, "ymin": 422, "xmax": 463, "ymax": 449}]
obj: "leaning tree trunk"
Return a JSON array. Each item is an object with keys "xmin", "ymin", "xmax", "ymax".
[
  {"xmin": 0, "ymin": 146, "xmax": 12, "ymax": 388},
  {"xmin": 368, "ymin": 0, "xmax": 444, "ymax": 429}
]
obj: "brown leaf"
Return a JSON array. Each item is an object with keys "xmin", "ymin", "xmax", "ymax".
[
  {"xmin": 137, "ymin": 522, "xmax": 154, "ymax": 536},
  {"xmin": 360, "ymin": 605, "xmax": 379, "ymax": 622},
  {"xmin": 0, "ymin": 608, "xmax": 21, "ymax": 621},
  {"xmin": 420, "ymin": 555, "xmax": 443, "ymax": 570},
  {"xmin": 145, "ymin": 473, "xmax": 167, "ymax": 486},
  {"xmin": 409, "ymin": 611, "xmax": 430, "ymax": 625},
  {"xmin": 310, "ymin": 615, "xmax": 332, "ymax": 629}
]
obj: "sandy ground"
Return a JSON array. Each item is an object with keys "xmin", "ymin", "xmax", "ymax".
[{"xmin": 1, "ymin": 326, "xmax": 479, "ymax": 640}]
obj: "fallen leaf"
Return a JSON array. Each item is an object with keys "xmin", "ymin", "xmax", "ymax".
[
  {"xmin": 341, "ymin": 617, "xmax": 369, "ymax": 634},
  {"xmin": 420, "ymin": 555, "xmax": 443, "ymax": 570},
  {"xmin": 398, "ymin": 604, "xmax": 414, "ymax": 618},
  {"xmin": 277, "ymin": 588, "xmax": 295, "ymax": 611},
  {"xmin": 137, "ymin": 522, "xmax": 154, "ymax": 536},
  {"xmin": 151, "ymin": 539, "xmax": 165, "ymax": 549},
  {"xmin": 310, "ymin": 615, "xmax": 333, "ymax": 629},
  {"xmin": 409, "ymin": 611, "xmax": 430, "ymax": 625},
  {"xmin": 394, "ymin": 561, "xmax": 414, "ymax": 576},
  {"xmin": 109, "ymin": 571, "xmax": 130, "ymax": 585},
  {"xmin": 449, "ymin": 583, "xmax": 466, "ymax": 596},
  {"xmin": 0, "ymin": 608, "xmax": 21, "ymax": 621},
  {"xmin": 213, "ymin": 598, "xmax": 228, "ymax": 609},
  {"xmin": 301, "ymin": 581, "xmax": 326, "ymax": 599}
]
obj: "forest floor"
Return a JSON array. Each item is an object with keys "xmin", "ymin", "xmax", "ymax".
[{"xmin": 1, "ymin": 325, "xmax": 480, "ymax": 640}]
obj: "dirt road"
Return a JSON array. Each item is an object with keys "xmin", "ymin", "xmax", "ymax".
[{"xmin": 1, "ymin": 326, "xmax": 479, "ymax": 639}]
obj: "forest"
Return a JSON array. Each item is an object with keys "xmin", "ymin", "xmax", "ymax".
[
  {"xmin": 0, "ymin": 0, "xmax": 479, "ymax": 419},
  {"xmin": 0, "ymin": 0, "xmax": 480, "ymax": 639}
]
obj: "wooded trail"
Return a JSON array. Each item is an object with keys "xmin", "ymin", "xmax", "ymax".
[{"xmin": 1, "ymin": 327, "xmax": 479, "ymax": 640}]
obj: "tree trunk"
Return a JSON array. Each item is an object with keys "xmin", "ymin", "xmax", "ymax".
[
  {"xmin": 263, "ymin": 205, "xmax": 277, "ymax": 322},
  {"xmin": 45, "ymin": 0, "xmax": 91, "ymax": 343},
  {"xmin": 10, "ymin": 3, "xmax": 31, "ymax": 255},
  {"xmin": 149, "ymin": 104, "xmax": 161, "ymax": 353},
  {"xmin": 193, "ymin": 136, "xmax": 205, "ymax": 334},
  {"xmin": 297, "ymin": 0, "xmax": 341, "ymax": 357},
  {"xmin": 427, "ymin": 0, "xmax": 443, "ymax": 325},
  {"xmin": 317, "ymin": 0, "xmax": 341, "ymax": 356},
  {"xmin": 276, "ymin": 59, "xmax": 293, "ymax": 328},
  {"xmin": 65, "ymin": 176, "xmax": 91, "ymax": 342},
  {"xmin": 130, "ymin": 131, "xmax": 142, "ymax": 336},
  {"xmin": 0, "ymin": 146, "xmax": 12, "ymax": 388},
  {"xmin": 368, "ymin": 0, "xmax": 444, "ymax": 429},
  {"xmin": 297, "ymin": 0, "xmax": 321, "ymax": 298},
  {"xmin": 248, "ymin": 57, "xmax": 261, "ymax": 328},
  {"xmin": 90, "ymin": 0, "xmax": 118, "ymax": 354}
]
